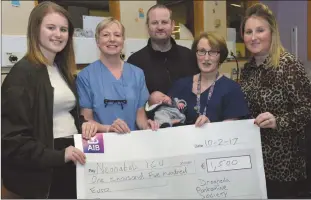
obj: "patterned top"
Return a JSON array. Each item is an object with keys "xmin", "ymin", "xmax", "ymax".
[{"xmin": 240, "ymin": 51, "xmax": 311, "ymax": 182}]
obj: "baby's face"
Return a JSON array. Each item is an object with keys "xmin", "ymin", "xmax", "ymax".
[{"xmin": 151, "ymin": 92, "xmax": 172, "ymax": 105}]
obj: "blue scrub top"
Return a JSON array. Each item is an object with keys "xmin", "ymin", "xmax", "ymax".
[
  {"xmin": 168, "ymin": 76, "xmax": 250, "ymax": 124},
  {"xmin": 76, "ymin": 60, "xmax": 149, "ymax": 130}
]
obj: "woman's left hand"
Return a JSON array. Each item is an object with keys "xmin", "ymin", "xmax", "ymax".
[
  {"xmin": 147, "ymin": 119, "xmax": 160, "ymax": 131},
  {"xmin": 195, "ymin": 115, "xmax": 210, "ymax": 127},
  {"xmin": 254, "ymin": 112, "xmax": 277, "ymax": 129},
  {"xmin": 82, "ymin": 121, "xmax": 98, "ymax": 139}
]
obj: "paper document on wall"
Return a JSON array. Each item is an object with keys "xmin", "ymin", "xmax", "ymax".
[
  {"xmin": 83, "ymin": 15, "xmax": 106, "ymax": 37},
  {"xmin": 74, "ymin": 119, "xmax": 267, "ymax": 199}
]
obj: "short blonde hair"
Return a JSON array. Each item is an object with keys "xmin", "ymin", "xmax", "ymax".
[
  {"xmin": 241, "ymin": 3, "xmax": 284, "ymax": 67},
  {"xmin": 95, "ymin": 17, "xmax": 125, "ymax": 42}
]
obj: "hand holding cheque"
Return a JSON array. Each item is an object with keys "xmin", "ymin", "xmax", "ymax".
[{"xmin": 74, "ymin": 119, "xmax": 267, "ymax": 199}]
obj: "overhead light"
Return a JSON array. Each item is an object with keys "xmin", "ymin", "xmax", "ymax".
[{"xmin": 230, "ymin": 3, "xmax": 241, "ymax": 7}]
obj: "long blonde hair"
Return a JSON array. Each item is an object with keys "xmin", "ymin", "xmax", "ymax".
[
  {"xmin": 241, "ymin": 3, "xmax": 285, "ymax": 67},
  {"xmin": 25, "ymin": 1, "xmax": 76, "ymax": 82}
]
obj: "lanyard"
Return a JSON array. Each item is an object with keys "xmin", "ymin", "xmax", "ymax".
[{"xmin": 194, "ymin": 72, "xmax": 219, "ymax": 116}]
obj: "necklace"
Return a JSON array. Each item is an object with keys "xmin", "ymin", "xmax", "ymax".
[{"xmin": 194, "ymin": 72, "xmax": 219, "ymax": 116}]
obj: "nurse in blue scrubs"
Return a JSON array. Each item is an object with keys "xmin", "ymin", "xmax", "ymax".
[
  {"xmin": 168, "ymin": 32, "xmax": 249, "ymax": 126},
  {"xmin": 76, "ymin": 17, "xmax": 159, "ymax": 133}
]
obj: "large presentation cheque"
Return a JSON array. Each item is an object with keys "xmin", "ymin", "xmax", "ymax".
[{"xmin": 74, "ymin": 119, "xmax": 267, "ymax": 199}]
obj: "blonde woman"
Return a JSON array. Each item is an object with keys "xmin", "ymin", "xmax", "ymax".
[
  {"xmin": 240, "ymin": 3, "xmax": 311, "ymax": 198},
  {"xmin": 76, "ymin": 18, "xmax": 159, "ymax": 134}
]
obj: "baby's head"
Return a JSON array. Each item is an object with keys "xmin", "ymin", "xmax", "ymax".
[{"xmin": 149, "ymin": 91, "xmax": 172, "ymax": 106}]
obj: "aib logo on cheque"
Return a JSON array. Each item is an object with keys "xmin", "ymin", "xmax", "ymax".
[{"xmin": 82, "ymin": 134, "xmax": 104, "ymax": 153}]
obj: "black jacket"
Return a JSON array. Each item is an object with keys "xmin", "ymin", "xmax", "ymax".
[
  {"xmin": 1, "ymin": 57, "xmax": 84, "ymax": 198},
  {"xmin": 127, "ymin": 37, "xmax": 199, "ymax": 94}
]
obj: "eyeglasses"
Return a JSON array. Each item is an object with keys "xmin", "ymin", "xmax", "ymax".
[
  {"xmin": 104, "ymin": 99, "xmax": 127, "ymax": 110},
  {"xmin": 196, "ymin": 50, "xmax": 220, "ymax": 57}
]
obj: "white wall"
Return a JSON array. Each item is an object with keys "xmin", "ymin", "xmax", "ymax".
[
  {"xmin": 120, "ymin": 1, "xmax": 156, "ymax": 38},
  {"xmin": 1, "ymin": 1, "xmax": 229, "ymax": 40},
  {"xmin": 203, "ymin": 1, "xmax": 227, "ymax": 40},
  {"xmin": 2, "ymin": 1, "xmax": 34, "ymax": 35}
]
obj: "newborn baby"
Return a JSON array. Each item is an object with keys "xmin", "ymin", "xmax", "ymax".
[{"xmin": 145, "ymin": 91, "xmax": 187, "ymax": 128}]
